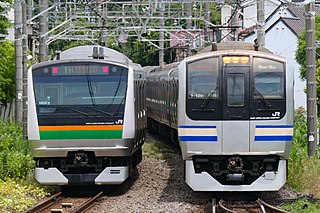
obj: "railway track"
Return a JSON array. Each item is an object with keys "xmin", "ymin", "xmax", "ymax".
[
  {"xmin": 24, "ymin": 191, "xmax": 104, "ymax": 213},
  {"xmin": 212, "ymin": 198, "xmax": 289, "ymax": 213}
]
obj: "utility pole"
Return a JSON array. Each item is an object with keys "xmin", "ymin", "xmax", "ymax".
[
  {"xmin": 39, "ymin": 0, "xmax": 48, "ymax": 62},
  {"xmin": 159, "ymin": 2, "xmax": 165, "ymax": 67},
  {"xmin": 22, "ymin": 1, "xmax": 28, "ymax": 139},
  {"xmin": 256, "ymin": 0, "xmax": 265, "ymax": 46},
  {"xmin": 15, "ymin": 0, "xmax": 23, "ymax": 123},
  {"xmin": 305, "ymin": 1, "xmax": 317, "ymax": 157},
  {"xmin": 204, "ymin": 2, "xmax": 210, "ymax": 42},
  {"xmin": 186, "ymin": 0, "xmax": 192, "ymax": 56}
]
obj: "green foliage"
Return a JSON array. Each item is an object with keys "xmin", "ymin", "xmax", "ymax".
[
  {"xmin": 48, "ymin": 40, "xmax": 93, "ymax": 59},
  {"xmin": 113, "ymin": 35, "xmax": 167, "ymax": 66},
  {"xmin": 0, "ymin": 121, "xmax": 34, "ymax": 180},
  {"xmin": 142, "ymin": 136, "xmax": 177, "ymax": 160},
  {"xmin": 0, "ymin": 40, "xmax": 15, "ymax": 104},
  {"xmin": 0, "ymin": 0, "xmax": 12, "ymax": 37},
  {"xmin": 0, "ymin": 121, "xmax": 51, "ymax": 212},
  {"xmin": 287, "ymin": 108, "xmax": 320, "ymax": 197},
  {"xmin": 282, "ymin": 198, "xmax": 320, "ymax": 213},
  {"xmin": 0, "ymin": 179, "xmax": 50, "ymax": 212}
]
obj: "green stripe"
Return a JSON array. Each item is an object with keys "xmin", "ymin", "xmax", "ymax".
[{"xmin": 40, "ymin": 130, "xmax": 123, "ymax": 140}]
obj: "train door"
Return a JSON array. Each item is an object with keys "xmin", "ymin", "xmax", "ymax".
[{"xmin": 222, "ymin": 66, "xmax": 250, "ymax": 153}]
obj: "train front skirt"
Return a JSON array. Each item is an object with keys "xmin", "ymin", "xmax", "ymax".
[
  {"xmin": 35, "ymin": 166, "xmax": 129, "ymax": 185},
  {"xmin": 185, "ymin": 160, "xmax": 286, "ymax": 191}
]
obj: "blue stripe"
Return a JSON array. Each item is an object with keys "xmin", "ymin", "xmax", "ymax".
[
  {"xmin": 256, "ymin": 125, "xmax": 294, "ymax": 128},
  {"xmin": 179, "ymin": 125, "xmax": 216, "ymax": 129},
  {"xmin": 255, "ymin": 136, "xmax": 293, "ymax": 141},
  {"xmin": 179, "ymin": 136, "xmax": 218, "ymax": 142}
]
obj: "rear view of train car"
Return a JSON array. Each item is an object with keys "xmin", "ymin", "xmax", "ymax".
[
  {"xmin": 181, "ymin": 43, "xmax": 294, "ymax": 191},
  {"xmin": 28, "ymin": 46, "xmax": 146, "ymax": 185}
]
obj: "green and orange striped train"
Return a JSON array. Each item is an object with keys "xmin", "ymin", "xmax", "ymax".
[{"xmin": 27, "ymin": 46, "xmax": 146, "ymax": 185}]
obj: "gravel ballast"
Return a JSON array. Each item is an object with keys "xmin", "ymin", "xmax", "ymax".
[{"xmin": 89, "ymin": 133, "xmax": 301, "ymax": 212}]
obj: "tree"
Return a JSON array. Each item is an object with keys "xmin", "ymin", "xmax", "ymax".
[
  {"xmin": 0, "ymin": 40, "xmax": 15, "ymax": 105},
  {"xmin": 0, "ymin": 0, "xmax": 15, "ymax": 105},
  {"xmin": 295, "ymin": 15, "xmax": 320, "ymax": 107},
  {"xmin": 0, "ymin": 0, "xmax": 12, "ymax": 37}
]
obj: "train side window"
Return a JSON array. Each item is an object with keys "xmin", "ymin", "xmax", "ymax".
[
  {"xmin": 253, "ymin": 58, "xmax": 284, "ymax": 99},
  {"xmin": 187, "ymin": 57, "xmax": 219, "ymax": 99}
]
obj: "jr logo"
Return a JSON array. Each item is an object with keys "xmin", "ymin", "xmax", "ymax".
[
  {"xmin": 115, "ymin": 119, "xmax": 123, "ymax": 125},
  {"xmin": 272, "ymin": 111, "xmax": 280, "ymax": 117}
]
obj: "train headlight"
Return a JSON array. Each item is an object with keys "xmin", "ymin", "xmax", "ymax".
[
  {"xmin": 223, "ymin": 56, "xmax": 250, "ymax": 64},
  {"xmin": 232, "ymin": 56, "xmax": 240, "ymax": 63},
  {"xmin": 240, "ymin": 56, "xmax": 250, "ymax": 63},
  {"xmin": 223, "ymin": 56, "xmax": 232, "ymax": 64}
]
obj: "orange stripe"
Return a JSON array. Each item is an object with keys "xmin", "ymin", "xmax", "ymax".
[{"xmin": 39, "ymin": 125, "xmax": 123, "ymax": 131}]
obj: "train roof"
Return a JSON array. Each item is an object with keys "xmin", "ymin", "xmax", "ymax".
[
  {"xmin": 145, "ymin": 62, "xmax": 179, "ymax": 73},
  {"xmin": 197, "ymin": 41, "xmax": 273, "ymax": 54},
  {"xmin": 55, "ymin": 45, "xmax": 130, "ymax": 64}
]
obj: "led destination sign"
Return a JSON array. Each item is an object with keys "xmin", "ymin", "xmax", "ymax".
[{"xmin": 50, "ymin": 64, "xmax": 110, "ymax": 76}]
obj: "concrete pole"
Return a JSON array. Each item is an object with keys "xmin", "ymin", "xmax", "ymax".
[
  {"xmin": 15, "ymin": 0, "xmax": 23, "ymax": 123},
  {"xmin": 256, "ymin": 0, "xmax": 265, "ymax": 47},
  {"xmin": 186, "ymin": 0, "xmax": 192, "ymax": 29},
  {"xmin": 305, "ymin": 1, "xmax": 318, "ymax": 157},
  {"xmin": 159, "ymin": 2, "xmax": 164, "ymax": 67},
  {"xmin": 186, "ymin": 0, "xmax": 192, "ymax": 57},
  {"xmin": 39, "ymin": 0, "xmax": 48, "ymax": 62},
  {"xmin": 22, "ymin": 1, "xmax": 28, "ymax": 139},
  {"xmin": 204, "ymin": 2, "xmax": 210, "ymax": 42}
]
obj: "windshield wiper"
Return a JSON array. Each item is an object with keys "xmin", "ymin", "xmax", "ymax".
[
  {"xmin": 62, "ymin": 106, "xmax": 89, "ymax": 116},
  {"xmin": 200, "ymin": 90, "xmax": 215, "ymax": 108},
  {"xmin": 254, "ymin": 87, "xmax": 271, "ymax": 108},
  {"xmin": 85, "ymin": 106, "xmax": 113, "ymax": 116},
  {"xmin": 86, "ymin": 74, "xmax": 96, "ymax": 106}
]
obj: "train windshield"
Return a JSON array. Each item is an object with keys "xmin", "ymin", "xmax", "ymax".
[
  {"xmin": 253, "ymin": 58, "xmax": 284, "ymax": 99},
  {"xmin": 32, "ymin": 62, "xmax": 128, "ymax": 116},
  {"xmin": 187, "ymin": 57, "xmax": 219, "ymax": 99}
]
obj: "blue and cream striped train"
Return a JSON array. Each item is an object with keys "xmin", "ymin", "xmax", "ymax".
[
  {"xmin": 28, "ymin": 45, "xmax": 146, "ymax": 185},
  {"xmin": 146, "ymin": 42, "xmax": 294, "ymax": 191}
]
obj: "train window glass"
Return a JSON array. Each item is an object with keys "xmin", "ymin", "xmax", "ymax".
[
  {"xmin": 227, "ymin": 74, "xmax": 245, "ymax": 107},
  {"xmin": 187, "ymin": 57, "xmax": 219, "ymax": 99},
  {"xmin": 253, "ymin": 58, "xmax": 284, "ymax": 99},
  {"xmin": 33, "ymin": 63, "xmax": 128, "ymax": 115}
]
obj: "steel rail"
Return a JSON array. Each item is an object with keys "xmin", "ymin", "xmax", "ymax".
[
  {"xmin": 218, "ymin": 199, "xmax": 237, "ymax": 213},
  {"xmin": 258, "ymin": 198, "xmax": 290, "ymax": 213},
  {"xmin": 217, "ymin": 198, "xmax": 289, "ymax": 213},
  {"xmin": 24, "ymin": 192, "xmax": 63, "ymax": 213},
  {"xmin": 75, "ymin": 191, "xmax": 104, "ymax": 213}
]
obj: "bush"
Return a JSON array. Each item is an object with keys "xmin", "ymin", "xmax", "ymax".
[
  {"xmin": 0, "ymin": 179, "xmax": 49, "ymax": 213},
  {"xmin": 0, "ymin": 121, "xmax": 34, "ymax": 180},
  {"xmin": 287, "ymin": 108, "xmax": 320, "ymax": 196}
]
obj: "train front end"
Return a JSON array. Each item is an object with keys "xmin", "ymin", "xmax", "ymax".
[
  {"xmin": 28, "ymin": 59, "xmax": 136, "ymax": 185},
  {"xmin": 178, "ymin": 49, "xmax": 293, "ymax": 191}
]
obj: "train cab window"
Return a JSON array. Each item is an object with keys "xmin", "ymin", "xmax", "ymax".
[
  {"xmin": 187, "ymin": 57, "xmax": 219, "ymax": 99},
  {"xmin": 253, "ymin": 58, "xmax": 284, "ymax": 99},
  {"xmin": 32, "ymin": 62, "xmax": 128, "ymax": 117},
  {"xmin": 227, "ymin": 74, "xmax": 245, "ymax": 107}
]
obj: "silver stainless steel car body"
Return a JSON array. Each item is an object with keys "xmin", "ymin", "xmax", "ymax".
[
  {"xmin": 146, "ymin": 42, "xmax": 294, "ymax": 191},
  {"xmin": 28, "ymin": 46, "xmax": 146, "ymax": 185}
]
